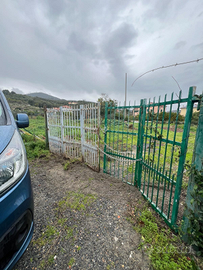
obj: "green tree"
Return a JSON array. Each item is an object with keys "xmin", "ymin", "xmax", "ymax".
[{"xmin": 98, "ymin": 94, "xmax": 117, "ymax": 118}]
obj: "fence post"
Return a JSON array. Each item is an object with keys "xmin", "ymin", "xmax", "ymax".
[
  {"xmin": 182, "ymin": 91, "xmax": 203, "ymax": 242},
  {"xmin": 171, "ymin": 87, "xmax": 195, "ymax": 226},
  {"xmin": 60, "ymin": 106, "xmax": 64, "ymax": 154},
  {"xmin": 80, "ymin": 105, "xmax": 85, "ymax": 160},
  {"xmin": 135, "ymin": 99, "xmax": 146, "ymax": 187},
  {"xmin": 44, "ymin": 106, "xmax": 49, "ymax": 149},
  {"xmin": 103, "ymin": 102, "xmax": 108, "ymax": 173}
]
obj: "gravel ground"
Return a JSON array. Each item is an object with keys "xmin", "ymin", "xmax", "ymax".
[{"xmin": 14, "ymin": 155, "xmax": 150, "ymax": 270}]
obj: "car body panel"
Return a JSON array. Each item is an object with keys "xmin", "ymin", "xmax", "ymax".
[
  {"xmin": 0, "ymin": 90, "xmax": 34, "ymax": 270},
  {"xmin": 0, "ymin": 125, "xmax": 15, "ymax": 154}
]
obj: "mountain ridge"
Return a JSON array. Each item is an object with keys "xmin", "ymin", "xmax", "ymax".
[{"xmin": 27, "ymin": 92, "xmax": 61, "ymax": 101}]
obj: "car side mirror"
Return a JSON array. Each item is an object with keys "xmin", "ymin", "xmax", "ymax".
[{"xmin": 16, "ymin": 113, "xmax": 29, "ymax": 128}]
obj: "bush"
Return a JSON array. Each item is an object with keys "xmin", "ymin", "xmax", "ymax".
[
  {"xmin": 21, "ymin": 134, "xmax": 49, "ymax": 159},
  {"xmin": 191, "ymin": 111, "xmax": 200, "ymax": 125}
]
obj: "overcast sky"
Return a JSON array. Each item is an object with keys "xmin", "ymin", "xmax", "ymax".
[{"xmin": 0, "ymin": 0, "xmax": 202, "ymax": 103}]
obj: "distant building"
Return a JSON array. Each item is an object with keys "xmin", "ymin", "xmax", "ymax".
[
  {"xmin": 62, "ymin": 105, "xmax": 72, "ymax": 109},
  {"xmin": 133, "ymin": 103, "xmax": 164, "ymax": 116},
  {"xmin": 180, "ymin": 104, "xmax": 198, "ymax": 116},
  {"xmin": 68, "ymin": 102, "xmax": 77, "ymax": 105},
  {"xmin": 52, "ymin": 105, "xmax": 72, "ymax": 111}
]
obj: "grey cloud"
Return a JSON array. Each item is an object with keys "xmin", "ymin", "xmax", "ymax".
[
  {"xmin": 142, "ymin": 0, "xmax": 174, "ymax": 20},
  {"xmin": 124, "ymin": 54, "xmax": 136, "ymax": 60},
  {"xmin": 68, "ymin": 32, "xmax": 98, "ymax": 57},
  {"xmin": 0, "ymin": 0, "xmax": 202, "ymax": 103},
  {"xmin": 44, "ymin": 0, "xmax": 67, "ymax": 18},
  {"xmin": 103, "ymin": 23, "xmax": 138, "ymax": 77},
  {"xmin": 198, "ymin": 11, "xmax": 203, "ymax": 17},
  {"xmin": 11, "ymin": 88, "xmax": 24, "ymax": 94},
  {"xmin": 141, "ymin": 0, "xmax": 187, "ymax": 25},
  {"xmin": 173, "ymin": 41, "xmax": 186, "ymax": 50},
  {"xmin": 190, "ymin": 42, "xmax": 203, "ymax": 53}
]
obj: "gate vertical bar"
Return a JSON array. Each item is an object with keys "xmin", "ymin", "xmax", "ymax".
[
  {"xmin": 80, "ymin": 105, "xmax": 85, "ymax": 160},
  {"xmin": 60, "ymin": 106, "xmax": 64, "ymax": 153},
  {"xmin": 135, "ymin": 99, "xmax": 146, "ymax": 187},
  {"xmin": 103, "ymin": 102, "xmax": 108, "ymax": 173},
  {"xmin": 171, "ymin": 87, "xmax": 195, "ymax": 225}
]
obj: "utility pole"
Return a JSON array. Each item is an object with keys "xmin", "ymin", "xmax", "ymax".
[{"xmin": 124, "ymin": 73, "xmax": 127, "ymax": 119}]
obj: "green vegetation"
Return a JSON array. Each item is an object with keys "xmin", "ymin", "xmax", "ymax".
[
  {"xmin": 127, "ymin": 206, "xmax": 195, "ymax": 270},
  {"xmin": 98, "ymin": 94, "xmax": 117, "ymax": 118},
  {"xmin": 48, "ymin": 254, "xmax": 55, "ymax": 264},
  {"xmin": 57, "ymin": 217, "xmax": 67, "ymax": 226},
  {"xmin": 3, "ymin": 89, "xmax": 92, "ymax": 117},
  {"xmin": 33, "ymin": 224, "xmax": 59, "ymax": 247},
  {"xmin": 25, "ymin": 116, "xmax": 46, "ymax": 139},
  {"xmin": 100, "ymin": 116, "xmax": 197, "ymax": 188},
  {"xmin": 106, "ymin": 262, "xmax": 115, "ymax": 269},
  {"xmin": 39, "ymin": 254, "xmax": 55, "ymax": 270},
  {"xmin": 21, "ymin": 134, "xmax": 49, "ymax": 159},
  {"xmin": 68, "ymin": 257, "xmax": 75, "ymax": 267},
  {"xmin": 184, "ymin": 164, "xmax": 203, "ymax": 257},
  {"xmin": 64, "ymin": 161, "xmax": 70, "ymax": 170},
  {"xmin": 56, "ymin": 191, "xmax": 96, "ymax": 212},
  {"xmin": 39, "ymin": 260, "xmax": 46, "ymax": 269},
  {"xmin": 65, "ymin": 226, "xmax": 75, "ymax": 240},
  {"xmin": 64, "ymin": 158, "xmax": 81, "ymax": 170}
]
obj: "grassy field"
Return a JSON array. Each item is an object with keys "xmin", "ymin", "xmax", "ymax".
[
  {"xmin": 24, "ymin": 115, "xmax": 197, "ymax": 188},
  {"xmin": 24, "ymin": 116, "xmax": 46, "ymax": 139}
]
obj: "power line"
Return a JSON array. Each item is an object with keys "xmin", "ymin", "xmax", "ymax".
[{"xmin": 131, "ymin": 57, "xmax": 203, "ymax": 86}]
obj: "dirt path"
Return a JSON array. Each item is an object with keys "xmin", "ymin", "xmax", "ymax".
[{"xmin": 14, "ymin": 155, "xmax": 150, "ymax": 270}]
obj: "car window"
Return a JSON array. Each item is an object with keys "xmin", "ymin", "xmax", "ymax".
[{"xmin": 0, "ymin": 101, "xmax": 7, "ymax": 125}]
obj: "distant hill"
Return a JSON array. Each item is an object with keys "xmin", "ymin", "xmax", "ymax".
[
  {"xmin": 2, "ymin": 89, "xmax": 94, "ymax": 118},
  {"xmin": 27, "ymin": 92, "xmax": 61, "ymax": 101}
]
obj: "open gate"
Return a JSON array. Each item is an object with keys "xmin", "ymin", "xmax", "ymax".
[
  {"xmin": 47, "ymin": 103, "xmax": 100, "ymax": 171},
  {"xmin": 103, "ymin": 87, "xmax": 196, "ymax": 229}
]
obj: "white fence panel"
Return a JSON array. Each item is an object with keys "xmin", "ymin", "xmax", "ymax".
[{"xmin": 47, "ymin": 103, "xmax": 100, "ymax": 171}]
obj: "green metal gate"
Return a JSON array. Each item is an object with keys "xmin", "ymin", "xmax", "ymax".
[{"xmin": 103, "ymin": 87, "xmax": 196, "ymax": 229}]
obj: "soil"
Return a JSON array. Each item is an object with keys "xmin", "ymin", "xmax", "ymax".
[{"xmin": 14, "ymin": 155, "xmax": 150, "ymax": 270}]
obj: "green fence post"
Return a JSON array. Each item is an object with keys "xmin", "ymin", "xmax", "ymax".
[
  {"xmin": 182, "ymin": 91, "xmax": 203, "ymax": 242},
  {"xmin": 135, "ymin": 99, "xmax": 146, "ymax": 187},
  {"xmin": 171, "ymin": 87, "xmax": 195, "ymax": 226},
  {"xmin": 103, "ymin": 102, "xmax": 108, "ymax": 173}
]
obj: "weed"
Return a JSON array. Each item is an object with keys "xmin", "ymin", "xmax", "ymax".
[
  {"xmin": 33, "ymin": 224, "xmax": 59, "ymax": 247},
  {"xmin": 64, "ymin": 161, "xmax": 70, "ymax": 170},
  {"xmin": 64, "ymin": 158, "xmax": 81, "ymax": 170},
  {"xmin": 106, "ymin": 261, "xmax": 115, "ymax": 269},
  {"xmin": 77, "ymin": 246, "xmax": 81, "ymax": 251},
  {"xmin": 68, "ymin": 257, "xmax": 75, "ymax": 267},
  {"xmin": 39, "ymin": 260, "xmax": 46, "ymax": 269},
  {"xmin": 57, "ymin": 191, "xmax": 96, "ymax": 212},
  {"xmin": 57, "ymin": 218, "xmax": 67, "ymax": 226},
  {"xmin": 61, "ymin": 248, "xmax": 65, "ymax": 253},
  {"xmin": 48, "ymin": 254, "xmax": 55, "ymax": 264},
  {"xmin": 45, "ymin": 225, "xmax": 59, "ymax": 238},
  {"xmin": 130, "ymin": 207, "xmax": 194, "ymax": 270},
  {"xmin": 65, "ymin": 227, "xmax": 74, "ymax": 239},
  {"xmin": 22, "ymin": 134, "xmax": 49, "ymax": 159},
  {"xmin": 182, "ymin": 181, "xmax": 188, "ymax": 189}
]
